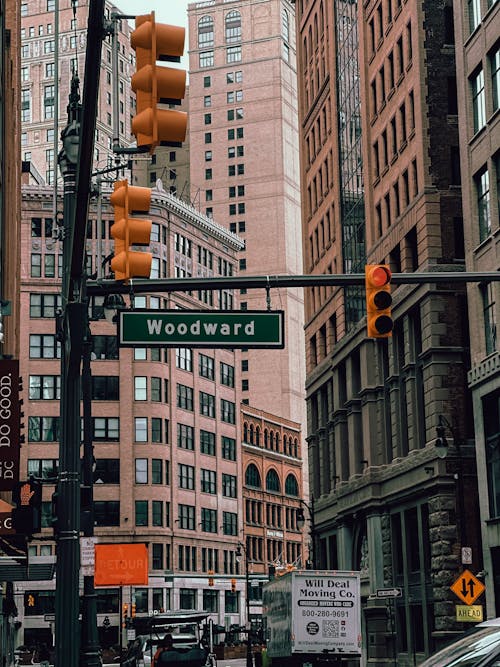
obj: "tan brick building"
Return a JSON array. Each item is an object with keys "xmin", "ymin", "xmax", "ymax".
[
  {"xmin": 296, "ymin": 0, "xmax": 481, "ymax": 662},
  {"xmin": 16, "ymin": 184, "xmax": 246, "ymax": 648},
  {"xmin": 453, "ymin": 0, "xmax": 500, "ymax": 616}
]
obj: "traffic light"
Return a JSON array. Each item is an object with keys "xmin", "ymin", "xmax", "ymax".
[
  {"xmin": 110, "ymin": 179, "xmax": 152, "ymax": 281},
  {"xmin": 208, "ymin": 570, "xmax": 214, "ymax": 587},
  {"xmin": 231, "ymin": 578, "xmax": 236, "ymax": 593},
  {"xmin": 131, "ymin": 11, "xmax": 187, "ymax": 152},
  {"xmin": 122, "ymin": 603, "xmax": 129, "ymax": 628},
  {"xmin": 11, "ymin": 479, "xmax": 42, "ymax": 536},
  {"xmin": 131, "ymin": 602, "xmax": 136, "ymax": 618},
  {"xmin": 365, "ymin": 264, "xmax": 393, "ymax": 338}
]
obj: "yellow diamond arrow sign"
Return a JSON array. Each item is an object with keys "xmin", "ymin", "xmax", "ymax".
[{"xmin": 450, "ymin": 570, "xmax": 485, "ymax": 605}]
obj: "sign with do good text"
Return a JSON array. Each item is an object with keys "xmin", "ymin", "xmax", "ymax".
[
  {"xmin": 94, "ymin": 543, "xmax": 148, "ymax": 586},
  {"xmin": 0, "ymin": 360, "xmax": 20, "ymax": 491}
]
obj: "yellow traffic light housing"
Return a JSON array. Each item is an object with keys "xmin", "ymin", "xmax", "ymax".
[
  {"xmin": 365, "ymin": 264, "xmax": 393, "ymax": 338},
  {"xmin": 110, "ymin": 180, "xmax": 152, "ymax": 281},
  {"xmin": 231, "ymin": 578, "xmax": 236, "ymax": 593},
  {"xmin": 131, "ymin": 11, "xmax": 187, "ymax": 152}
]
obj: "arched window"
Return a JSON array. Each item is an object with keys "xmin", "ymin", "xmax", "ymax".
[
  {"xmin": 243, "ymin": 422, "xmax": 248, "ymax": 442},
  {"xmin": 282, "ymin": 8, "xmax": 290, "ymax": 42},
  {"xmin": 255, "ymin": 426, "xmax": 261, "ymax": 446},
  {"xmin": 246, "ymin": 463, "xmax": 261, "ymax": 488},
  {"xmin": 285, "ymin": 474, "xmax": 299, "ymax": 496},
  {"xmin": 266, "ymin": 469, "xmax": 280, "ymax": 493},
  {"xmin": 294, "ymin": 438, "xmax": 299, "ymax": 457},
  {"xmin": 275, "ymin": 432, "xmax": 280, "ymax": 451},
  {"xmin": 283, "ymin": 435, "xmax": 288, "ymax": 455},
  {"xmin": 249, "ymin": 424, "xmax": 255, "ymax": 445},
  {"xmin": 198, "ymin": 15, "xmax": 214, "ymax": 49},
  {"xmin": 225, "ymin": 10, "xmax": 241, "ymax": 43},
  {"xmin": 264, "ymin": 429, "xmax": 269, "ymax": 447}
]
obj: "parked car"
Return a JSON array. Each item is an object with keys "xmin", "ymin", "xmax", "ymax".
[{"xmin": 420, "ymin": 617, "xmax": 500, "ymax": 666}]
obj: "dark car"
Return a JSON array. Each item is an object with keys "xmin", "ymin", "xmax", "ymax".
[{"xmin": 420, "ymin": 618, "xmax": 500, "ymax": 666}]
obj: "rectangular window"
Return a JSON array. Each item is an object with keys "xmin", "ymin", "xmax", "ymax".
[
  {"xmin": 29, "ymin": 375, "xmax": 60, "ymax": 400},
  {"xmin": 200, "ymin": 391, "xmax": 215, "ymax": 417},
  {"xmin": 29, "ymin": 335, "xmax": 60, "ymax": 359},
  {"xmin": 491, "ymin": 46, "xmax": 500, "ymax": 112},
  {"xmin": 94, "ymin": 501, "xmax": 120, "ymax": 526},
  {"xmin": 179, "ymin": 463, "xmax": 195, "ymax": 490},
  {"xmin": 201, "ymin": 508, "xmax": 217, "ymax": 533},
  {"xmin": 201, "ymin": 469, "xmax": 216, "ymax": 494},
  {"xmin": 178, "ymin": 504, "xmax": 195, "ymax": 530},
  {"xmin": 177, "ymin": 384, "xmax": 194, "ymax": 411},
  {"xmin": 176, "ymin": 347, "xmax": 193, "ymax": 371},
  {"xmin": 220, "ymin": 362, "xmax": 235, "ymax": 387},
  {"xmin": 178, "ymin": 424, "xmax": 194, "ymax": 450},
  {"xmin": 152, "ymin": 459, "xmax": 163, "ymax": 484},
  {"xmin": 472, "ymin": 68, "xmax": 486, "ymax": 133},
  {"xmin": 468, "ymin": 0, "xmax": 481, "ymax": 32},
  {"xmin": 93, "ymin": 417, "xmax": 119, "ymax": 441},
  {"xmin": 222, "ymin": 511, "xmax": 238, "ymax": 535},
  {"xmin": 93, "ymin": 459, "xmax": 120, "ymax": 484},
  {"xmin": 152, "ymin": 502, "xmax": 163, "ymax": 527},
  {"xmin": 30, "ymin": 293, "xmax": 60, "ymax": 318},
  {"xmin": 91, "ymin": 376, "xmax": 119, "ymax": 401},
  {"xmin": 135, "ymin": 417, "xmax": 148, "ymax": 443},
  {"xmin": 28, "ymin": 459, "xmax": 58, "ymax": 480},
  {"xmin": 135, "ymin": 500, "xmax": 148, "ymax": 526},
  {"xmin": 152, "ymin": 543, "xmax": 163, "ymax": 568},
  {"xmin": 481, "ymin": 283, "xmax": 497, "ymax": 355},
  {"xmin": 135, "ymin": 458, "xmax": 148, "ymax": 484},
  {"xmin": 227, "ymin": 46, "xmax": 241, "ymax": 63},
  {"xmin": 222, "ymin": 473, "xmax": 237, "ymax": 498},
  {"xmin": 476, "ymin": 167, "xmax": 491, "ymax": 241},
  {"xmin": 28, "ymin": 417, "xmax": 60, "ymax": 442},
  {"xmin": 200, "ymin": 430, "xmax": 216, "ymax": 456},
  {"xmin": 222, "ymin": 436, "xmax": 236, "ymax": 461}
]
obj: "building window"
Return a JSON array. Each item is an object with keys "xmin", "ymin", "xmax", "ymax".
[
  {"xmin": 266, "ymin": 469, "xmax": 281, "ymax": 492},
  {"xmin": 94, "ymin": 501, "xmax": 120, "ymax": 526},
  {"xmin": 28, "ymin": 417, "xmax": 60, "ymax": 442},
  {"xmin": 176, "ymin": 348, "xmax": 193, "ymax": 371},
  {"xmin": 227, "ymin": 46, "xmax": 242, "ymax": 63},
  {"xmin": 222, "ymin": 436, "xmax": 236, "ymax": 461},
  {"xmin": 222, "ymin": 511, "xmax": 238, "ymax": 535},
  {"xmin": 199, "ymin": 354, "xmax": 215, "ymax": 380},
  {"xmin": 484, "ymin": 392, "xmax": 500, "ymax": 519},
  {"xmin": 198, "ymin": 15, "xmax": 214, "ymax": 48},
  {"xmin": 93, "ymin": 417, "xmax": 119, "ymax": 441},
  {"xmin": 200, "ymin": 51, "xmax": 214, "ymax": 68},
  {"xmin": 468, "ymin": 0, "xmax": 481, "ymax": 33},
  {"xmin": 135, "ymin": 417, "xmax": 148, "ymax": 442},
  {"xmin": 152, "ymin": 459, "xmax": 163, "ymax": 485},
  {"xmin": 135, "ymin": 459, "xmax": 148, "ymax": 484},
  {"xmin": 476, "ymin": 166, "xmax": 491, "ymax": 242},
  {"xmin": 481, "ymin": 283, "xmax": 497, "ymax": 355},
  {"xmin": 225, "ymin": 10, "xmax": 242, "ymax": 43},
  {"xmin": 200, "ymin": 430, "xmax": 216, "ymax": 456},
  {"xmin": 134, "ymin": 376, "xmax": 147, "ymax": 400},
  {"xmin": 180, "ymin": 588, "xmax": 196, "ymax": 608},
  {"xmin": 29, "ymin": 375, "xmax": 60, "ymax": 400},
  {"xmin": 471, "ymin": 68, "xmax": 486, "ymax": 133},
  {"xmin": 201, "ymin": 469, "xmax": 216, "ymax": 494},
  {"xmin": 179, "ymin": 464, "xmax": 195, "ymax": 490},
  {"xmin": 220, "ymin": 399, "xmax": 236, "ymax": 423},
  {"xmin": 220, "ymin": 362, "xmax": 235, "ymax": 387},
  {"xmin": 222, "ymin": 473, "xmax": 237, "ymax": 498},
  {"xmin": 204, "ymin": 75, "xmax": 211, "ymax": 87},
  {"xmin": 201, "ymin": 508, "xmax": 217, "ymax": 532},
  {"xmin": 30, "ymin": 293, "xmax": 60, "ymax": 318},
  {"xmin": 178, "ymin": 424, "xmax": 194, "ymax": 450},
  {"xmin": 29, "ymin": 335, "xmax": 60, "ymax": 359},
  {"xmin": 135, "ymin": 500, "xmax": 148, "ymax": 526},
  {"xmin": 200, "ymin": 391, "xmax": 215, "ymax": 417},
  {"xmin": 178, "ymin": 504, "xmax": 195, "ymax": 530},
  {"xmin": 93, "ymin": 459, "xmax": 120, "ymax": 484},
  {"xmin": 491, "ymin": 45, "xmax": 500, "ymax": 112},
  {"xmin": 177, "ymin": 384, "xmax": 194, "ymax": 411}
]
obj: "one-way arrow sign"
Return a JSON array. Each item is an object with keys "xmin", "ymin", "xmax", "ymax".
[{"xmin": 376, "ymin": 588, "xmax": 403, "ymax": 599}]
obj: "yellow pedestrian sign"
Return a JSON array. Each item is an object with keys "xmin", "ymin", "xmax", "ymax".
[{"xmin": 450, "ymin": 570, "xmax": 485, "ymax": 605}]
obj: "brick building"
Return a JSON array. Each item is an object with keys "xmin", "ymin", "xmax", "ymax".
[
  {"xmin": 295, "ymin": 0, "xmax": 481, "ymax": 662},
  {"xmin": 16, "ymin": 184, "xmax": 246, "ymax": 648},
  {"xmin": 453, "ymin": 0, "xmax": 500, "ymax": 616}
]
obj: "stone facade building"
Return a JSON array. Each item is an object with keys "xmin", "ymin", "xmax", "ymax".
[
  {"xmin": 453, "ymin": 0, "xmax": 500, "ymax": 615},
  {"xmin": 295, "ymin": 0, "xmax": 482, "ymax": 662}
]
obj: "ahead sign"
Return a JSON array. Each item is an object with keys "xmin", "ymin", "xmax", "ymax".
[{"xmin": 119, "ymin": 310, "xmax": 285, "ymax": 348}]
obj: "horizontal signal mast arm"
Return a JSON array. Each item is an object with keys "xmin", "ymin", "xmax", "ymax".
[{"xmin": 86, "ymin": 271, "xmax": 500, "ymax": 296}]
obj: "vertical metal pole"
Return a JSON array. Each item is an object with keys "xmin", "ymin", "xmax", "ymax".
[
  {"xmin": 245, "ymin": 548, "xmax": 253, "ymax": 667},
  {"xmin": 55, "ymin": 78, "xmax": 83, "ymax": 667},
  {"xmin": 310, "ymin": 496, "xmax": 316, "ymax": 568},
  {"xmin": 80, "ymin": 314, "xmax": 101, "ymax": 667}
]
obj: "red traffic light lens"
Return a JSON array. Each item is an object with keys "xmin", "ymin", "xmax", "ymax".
[{"xmin": 369, "ymin": 265, "xmax": 391, "ymax": 287}]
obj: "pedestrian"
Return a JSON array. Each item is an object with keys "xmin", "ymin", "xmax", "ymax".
[
  {"xmin": 38, "ymin": 643, "xmax": 51, "ymax": 667},
  {"xmin": 152, "ymin": 633, "xmax": 173, "ymax": 667}
]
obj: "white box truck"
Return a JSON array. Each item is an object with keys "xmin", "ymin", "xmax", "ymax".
[{"xmin": 263, "ymin": 570, "xmax": 361, "ymax": 665}]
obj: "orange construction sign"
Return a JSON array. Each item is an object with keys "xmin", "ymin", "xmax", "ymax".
[
  {"xmin": 94, "ymin": 543, "xmax": 148, "ymax": 587},
  {"xmin": 450, "ymin": 569, "xmax": 485, "ymax": 605}
]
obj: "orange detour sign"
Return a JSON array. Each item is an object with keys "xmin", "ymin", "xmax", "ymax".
[
  {"xmin": 450, "ymin": 569, "xmax": 485, "ymax": 605},
  {"xmin": 94, "ymin": 543, "xmax": 148, "ymax": 587}
]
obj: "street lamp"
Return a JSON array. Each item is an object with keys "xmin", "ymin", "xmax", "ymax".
[
  {"xmin": 235, "ymin": 543, "xmax": 253, "ymax": 667},
  {"xmin": 296, "ymin": 496, "xmax": 316, "ymax": 568}
]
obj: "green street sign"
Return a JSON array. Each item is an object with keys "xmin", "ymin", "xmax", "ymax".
[{"xmin": 118, "ymin": 310, "xmax": 285, "ymax": 348}]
